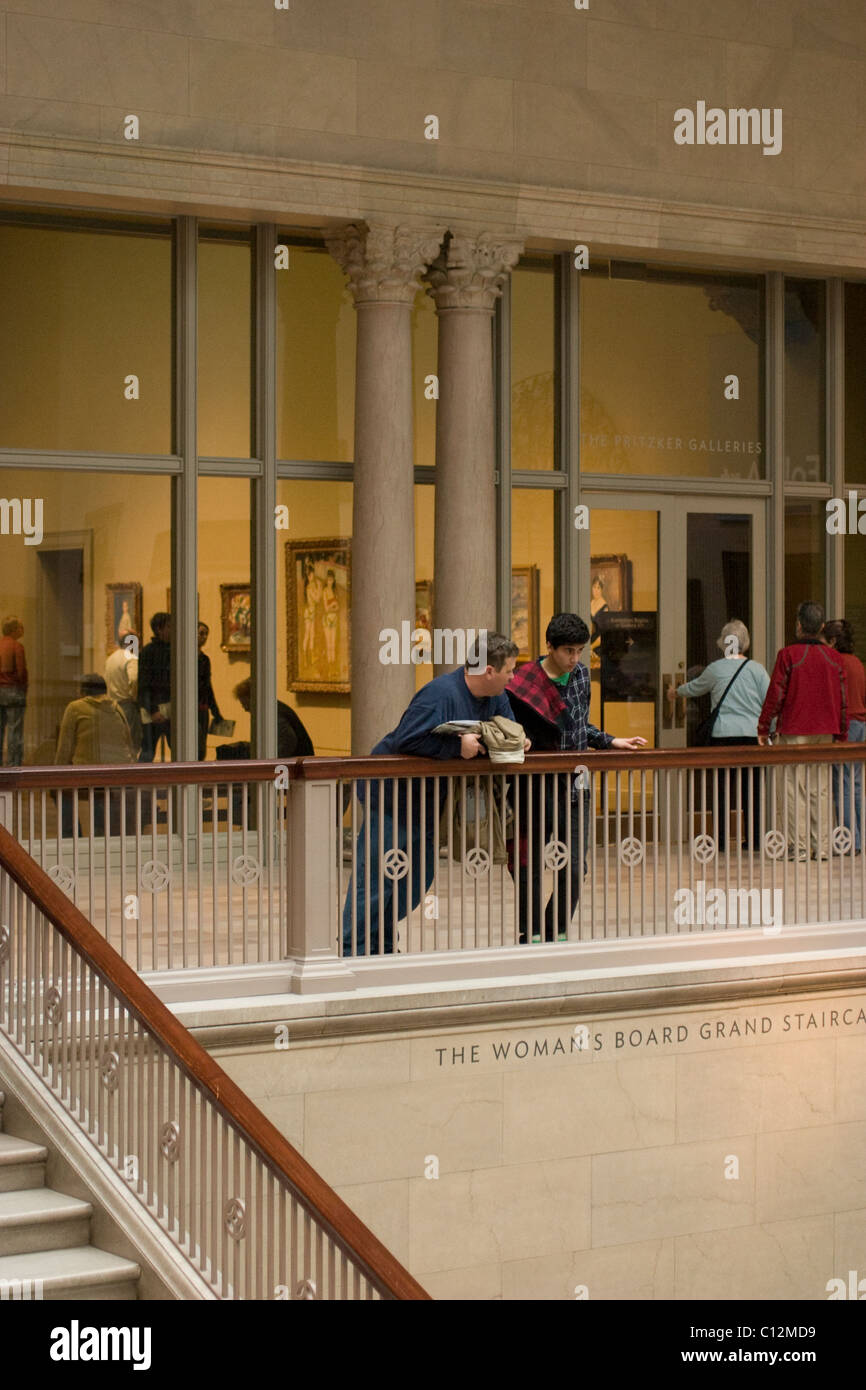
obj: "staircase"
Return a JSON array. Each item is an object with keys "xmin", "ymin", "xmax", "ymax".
[{"xmin": 0, "ymin": 1094, "xmax": 140, "ymax": 1301}]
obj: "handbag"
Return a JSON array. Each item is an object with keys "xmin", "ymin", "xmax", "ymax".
[{"xmin": 694, "ymin": 659, "xmax": 751, "ymax": 745}]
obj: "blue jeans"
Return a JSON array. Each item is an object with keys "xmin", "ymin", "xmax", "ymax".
[
  {"xmin": 833, "ymin": 719, "xmax": 865, "ymax": 852},
  {"xmin": 342, "ymin": 778, "xmax": 438, "ymax": 955},
  {"xmin": 0, "ymin": 688, "xmax": 25, "ymax": 765}
]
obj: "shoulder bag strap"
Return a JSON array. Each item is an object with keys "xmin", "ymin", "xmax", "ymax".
[{"xmin": 712, "ymin": 658, "xmax": 751, "ymax": 714}]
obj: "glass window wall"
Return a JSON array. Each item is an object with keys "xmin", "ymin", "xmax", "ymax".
[
  {"xmin": 580, "ymin": 263, "xmax": 764, "ymax": 480},
  {"xmin": 845, "ymin": 282, "xmax": 866, "ymax": 485},
  {"xmin": 784, "ymin": 501, "xmax": 826, "ymax": 644},
  {"xmin": 198, "ymin": 229, "xmax": 254, "ymax": 459},
  {"xmin": 785, "ymin": 279, "xmax": 825, "ymax": 483},
  {"xmin": 276, "ymin": 245, "xmax": 355, "ymax": 463},
  {"xmin": 0, "ymin": 219, "xmax": 173, "ymax": 455},
  {"xmin": 511, "ymin": 261, "xmax": 556, "ymax": 472},
  {"xmin": 0, "ymin": 468, "xmax": 172, "ymax": 767}
]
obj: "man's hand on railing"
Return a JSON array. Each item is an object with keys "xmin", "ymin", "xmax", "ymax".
[{"xmin": 610, "ymin": 737, "xmax": 649, "ymax": 751}]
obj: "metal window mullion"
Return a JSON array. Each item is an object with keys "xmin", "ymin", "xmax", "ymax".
[
  {"xmin": 495, "ymin": 281, "xmax": 512, "ymax": 636},
  {"xmin": 172, "ymin": 216, "xmax": 199, "ymax": 764},
  {"xmin": 767, "ymin": 272, "xmax": 785, "ymax": 656},
  {"xmin": 560, "ymin": 251, "xmax": 582, "ymax": 614},
  {"xmin": 827, "ymin": 278, "xmax": 845, "ymax": 618},
  {"xmin": 253, "ymin": 223, "xmax": 278, "ymax": 758}
]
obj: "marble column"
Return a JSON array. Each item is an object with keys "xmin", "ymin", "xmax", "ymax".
[
  {"xmin": 427, "ymin": 233, "xmax": 522, "ymax": 655},
  {"xmin": 326, "ymin": 222, "xmax": 445, "ymax": 754}
]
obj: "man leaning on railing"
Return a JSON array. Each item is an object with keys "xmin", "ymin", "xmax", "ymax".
[{"xmin": 341, "ymin": 633, "xmax": 529, "ymax": 956}]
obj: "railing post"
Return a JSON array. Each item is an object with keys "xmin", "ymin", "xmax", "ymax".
[{"xmin": 286, "ymin": 776, "xmax": 356, "ymax": 993}]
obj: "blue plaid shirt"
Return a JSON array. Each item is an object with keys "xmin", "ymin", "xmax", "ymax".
[{"xmin": 560, "ymin": 663, "xmax": 614, "ymax": 753}]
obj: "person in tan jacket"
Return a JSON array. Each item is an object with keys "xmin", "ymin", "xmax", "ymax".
[{"xmin": 55, "ymin": 673, "xmax": 135, "ymax": 836}]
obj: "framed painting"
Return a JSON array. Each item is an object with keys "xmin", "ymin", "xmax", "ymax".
[
  {"xmin": 589, "ymin": 553, "xmax": 632, "ymax": 669},
  {"xmin": 219, "ymin": 584, "xmax": 252, "ymax": 653},
  {"xmin": 590, "ymin": 554, "xmax": 632, "ymax": 616},
  {"xmin": 511, "ymin": 565, "xmax": 539, "ymax": 662},
  {"xmin": 105, "ymin": 582, "xmax": 142, "ymax": 654},
  {"xmin": 286, "ymin": 538, "xmax": 351, "ymax": 692},
  {"xmin": 414, "ymin": 579, "xmax": 433, "ymax": 661}
]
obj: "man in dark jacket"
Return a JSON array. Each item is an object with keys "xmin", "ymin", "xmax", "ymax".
[
  {"xmin": 230, "ymin": 678, "xmax": 315, "ymax": 758},
  {"xmin": 343, "ymin": 632, "xmax": 526, "ymax": 955},
  {"xmin": 197, "ymin": 622, "xmax": 224, "ymax": 760},
  {"xmin": 138, "ymin": 612, "xmax": 172, "ymax": 762},
  {"xmin": 507, "ymin": 612, "xmax": 646, "ymax": 942},
  {"xmin": 758, "ymin": 600, "xmax": 847, "ymax": 860}
]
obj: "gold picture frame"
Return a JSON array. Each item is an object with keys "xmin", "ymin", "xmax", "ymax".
[
  {"xmin": 286, "ymin": 538, "xmax": 351, "ymax": 692},
  {"xmin": 511, "ymin": 565, "xmax": 539, "ymax": 662},
  {"xmin": 219, "ymin": 583, "xmax": 252, "ymax": 653},
  {"xmin": 105, "ymin": 582, "xmax": 142, "ymax": 654}
]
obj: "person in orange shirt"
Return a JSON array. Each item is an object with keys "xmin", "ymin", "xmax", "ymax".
[{"xmin": 0, "ymin": 615, "xmax": 28, "ymax": 766}]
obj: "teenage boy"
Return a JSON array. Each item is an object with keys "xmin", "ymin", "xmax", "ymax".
[
  {"xmin": 342, "ymin": 633, "xmax": 529, "ymax": 956},
  {"xmin": 507, "ymin": 612, "xmax": 647, "ymax": 942}
]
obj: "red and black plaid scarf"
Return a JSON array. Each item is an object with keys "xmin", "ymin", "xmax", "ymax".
[{"xmin": 507, "ymin": 659, "xmax": 564, "ymax": 733}]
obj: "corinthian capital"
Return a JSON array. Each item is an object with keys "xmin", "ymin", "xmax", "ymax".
[
  {"xmin": 426, "ymin": 232, "xmax": 524, "ymax": 311},
  {"xmin": 325, "ymin": 222, "xmax": 446, "ymax": 305}
]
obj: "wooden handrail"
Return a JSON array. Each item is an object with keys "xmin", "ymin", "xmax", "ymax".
[
  {"xmin": 292, "ymin": 744, "xmax": 866, "ymax": 779},
  {"xmin": 0, "ymin": 824, "xmax": 430, "ymax": 1302},
  {"xmin": 2, "ymin": 742, "xmax": 865, "ymax": 789},
  {"xmin": 0, "ymin": 760, "xmax": 298, "ymax": 789}
]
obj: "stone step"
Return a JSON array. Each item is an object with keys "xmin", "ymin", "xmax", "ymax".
[
  {"xmin": 0, "ymin": 1188, "xmax": 92, "ymax": 1256},
  {"xmin": 0, "ymin": 1245, "xmax": 140, "ymax": 1301},
  {"xmin": 0, "ymin": 1133, "xmax": 48, "ymax": 1193}
]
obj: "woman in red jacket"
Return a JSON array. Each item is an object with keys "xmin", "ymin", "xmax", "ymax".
[{"xmin": 825, "ymin": 619, "xmax": 866, "ymax": 853}]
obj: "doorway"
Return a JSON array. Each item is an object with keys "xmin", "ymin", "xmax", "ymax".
[
  {"xmin": 36, "ymin": 545, "xmax": 86, "ymax": 757},
  {"xmin": 582, "ymin": 492, "xmax": 767, "ymax": 749}
]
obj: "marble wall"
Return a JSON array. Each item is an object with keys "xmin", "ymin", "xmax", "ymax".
[
  {"xmin": 1, "ymin": 2, "xmax": 865, "ymax": 233},
  {"xmin": 215, "ymin": 989, "xmax": 866, "ymax": 1300}
]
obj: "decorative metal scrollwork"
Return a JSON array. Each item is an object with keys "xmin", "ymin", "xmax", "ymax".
[
  {"xmin": 0, "ymin": 925, "xmax": 9, "ymax": 968},
  {"xmin": 225, "ymin": 1197, "xmax": 246, "ymax": 1240},
  {"xmin": 382, "ymin": 848, "xmax": 410, "ymax": 881},
  {"xmin": 296, "ymin": 1279, "xmax": 317, "ymax": 1300},
  {"xmin": 44, "ymin": 984, "xmax": 63, "ymax": 1025},
  {"xmin": 619, "ymin": 836, "xmax": 645, "ymax": 867},
  {"xmin": 464, "ymin": 847, "xmax": 491, "ymax": 878},
  {"xmin": 763, "ymin": 829, "xmax": 786, "ymax": 861},
  {"xmin": 160, "ymin": 1121, "xmax": 180, "ymax": 1162},
  {"xmin": 101, "ymin": 1050, "xmax": 120, "ymax": 1093},
  {"xmin": 140, "ymin": 859, "xmax": 170, "ymax": 893},
  {"xmin": 231, "ymin": 854, "xmax": 261, "ymax": 886},
  {"xmin": 692, "ymin": 834, "xmax": 717, "ymax": 864},
  {"xmin": 543, "ymin": 840, "xmax": 569, "ymax": 872},
  {"xmin": 47, "ymin": 864, "xmax": 75, "ymax": 895},
  {"xmin": 832, "ymin": 825, "xmax": 853, "ymax": 855}
]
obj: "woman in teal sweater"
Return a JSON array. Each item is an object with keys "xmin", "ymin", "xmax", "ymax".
[{"xmin": 667, "ymin": 620, "xmax": 770, "ymax": 852}]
